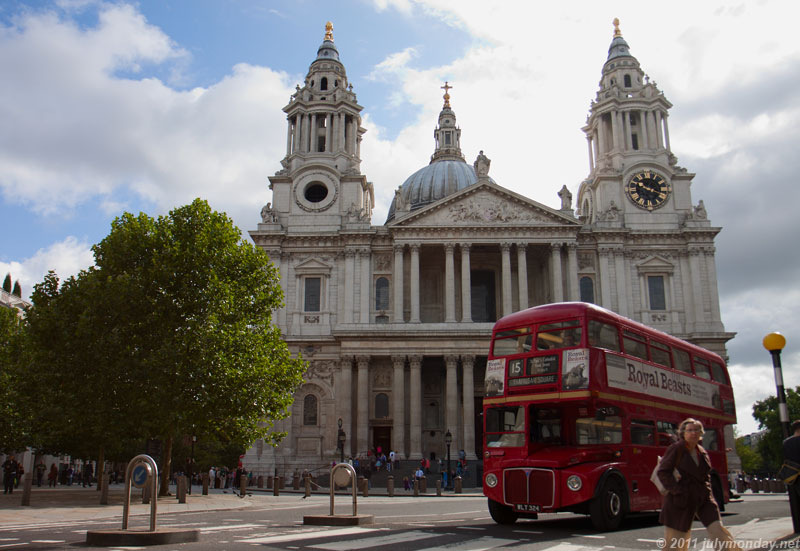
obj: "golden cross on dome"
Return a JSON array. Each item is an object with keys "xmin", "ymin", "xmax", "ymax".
[
  {"xmin": 441, "ymin": 81, "xmax": 452, "ymax": 108},
  {"xmin": 325, "ymin": 21, "xmax": 334, "ymax": 41},
  {"xmin": 613, "ymin": 18, "xmax": 622, "ymax": 38}
]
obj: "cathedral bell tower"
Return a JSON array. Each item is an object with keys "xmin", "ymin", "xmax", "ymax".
[
  {"xmin": 262, "ymin": 22, "xmax": 374, "ymax": 233},
  {"xmin": 577, "ymin": 19, "xmax": 699, "ymax": 231}
]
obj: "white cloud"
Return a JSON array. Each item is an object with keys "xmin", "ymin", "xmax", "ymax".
[{"xmin": 0, "ymin": 236, "xmax": 94, "ymax": 300}]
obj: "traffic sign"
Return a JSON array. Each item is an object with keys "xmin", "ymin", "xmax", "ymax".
[{"xmin": 131, "ymin": 462, "xmax": 152, "ymax": 488}]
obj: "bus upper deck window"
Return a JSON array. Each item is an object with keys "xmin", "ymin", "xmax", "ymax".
[
  {"xmin": 673, "ymin": 348, "xmax": 692, "ymax": 373},
  {"xmin": 694, "ymin": 356, "xmax": 712, "ymax": 379},
  {"xmin": 650, "ymin": 341, "xmax": 672, "ymax": 368},
  {"xmin": 492, "ymin": 328, "xmax": 532, "ymax": 357},
  {"xmin": 711, "ymin": 362, "xmax": 728, "ymax": 384},
  {"xmin": 536, "ymin": 320, "xmax": 582, "ymax": 350},
  {"xmin": 588, "ymin": 320, "xmax": 620, "ymax": 351},
  {"xmin": 623, "ymin": 330, "xmax": 648, "ymax": 361},
  {"xmin": 485, "ymin": 406, "xmax": 525, "ymax": 447}
]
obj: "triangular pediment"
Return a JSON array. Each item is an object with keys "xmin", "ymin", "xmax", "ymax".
[
  {"xmin": 636, "ymin": 255, "xmax": 675, "ymax": 274},
  {"xmin": 294, "ymin": 258, "xmax": 333, "ymax": 274},
  {"xmin": 389, "ymin": 181, "xmax": 580, "ymax": 227}
]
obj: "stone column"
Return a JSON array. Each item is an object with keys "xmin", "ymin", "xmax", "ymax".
[
  {"xmin": 663, "ymin": 113, "xmax": 671, "ymax": 151},
  {"xmin": 598, "ymin": 247, "xmax": 613, "ymax": 309},
  {"xmin": 587, "ymin": 136, "xmax": 594, "ymax": 172},
  {"xmin": 279, "ymin": 252, "xmax": 290, "ymax": 329},
  {"xmin": 460, "ymin": 244, "xmax": 472, "ymax": 322},
  {"xmin": 359, "ymin": 249, "xmax": 370, "ymax": 323},
  {"xmin": 639, "ymin": 110, "xmax": 649, "ymax": 150},
  {"xmin": 310, "ymin": 114, "xmax": 317, "ymax": 153},
  {"xmin": 356, "ymin": 356, "xmax": 370, "ymax": 456},
  {"xmin": 679, "ymin": 251, "xmax": 695, "ymax": 333},
  {"xmin": 392, "ymin": 355, "xmax": 406, "ymax": 459},
  {"xmin": 410, "ymin": 243, "xmax": 421, "ymax": 323},
  {"xmin": 393, "ymin": 244, "xmax": 404, "ymax": 323},
  {"xmin": 340, "ymin": 357, "xmax": 353, "ymax": 456},
  {"xmin": 704, "ymin": 247, "xmax": 722, "ymax": 326},
  {"xmin": 461, "ymin": 355, "xmax": 477, "ymax": 460},
  {"xmin": 611, "ymin": 111, "xmax": 620, "ymax": 151},
  {"xmin": 517, "ymin": 243, "xmax": 529, "ymax": 311},
  {"xmin": 302, "ymin": 114, "xmax": 310, "ymax": 152},
  {"xmin": 597, "ymin": 122, "xmax": 606, "ymax": 156},
  {"xmin": 286, "ymin": 116, "xmax": 293, "ymax": 156},
  {"xmin": 409, "ymin": 355, "xmax": 423, "ymax": 460},
  {"xmin": 445, "ymin": 355, "xmax": 459, "ymax": 452},
  {"xmin": 293, "ymin": 115, "xmax": 301, "ymax": 154},
  {"xmin": 444, "ymin": 244, "xmax": 456, "ymax": 322},
  {"xmin": 614, "ymin": 248, "xmax": 629, "ymax": 317},
  {"xmin": 339, "ymin": 113, "xmax": 346, "ymax": 153},
  {"xmin": 501, "ymin": 243, "xmax": 512, "ymax": 316},
  {"xmin": 688, "ymin": 247, "xmax": 705, "ymax": 325},
  {"xmin": 623, "ymin": 111, "xmax": 631, "ymax": 150},
  {"xmin": 344, "ymin": 250, "xmax": 355, "ymax": 324},
  {"xmin": 567, "ymin": 243, "xmax": 580, "ymax": 301},
  {"xmin": 550, "ymin": 243, "xmax": 564, "ymax": 302},
  {"xmin": 325, "ymin": 114, "xmax": 332, "ymax": 152}
]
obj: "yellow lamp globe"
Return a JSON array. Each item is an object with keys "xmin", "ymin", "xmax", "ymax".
[{"xmin": 763, "ymin": 332, "xmax": 786, "ymax": 352}]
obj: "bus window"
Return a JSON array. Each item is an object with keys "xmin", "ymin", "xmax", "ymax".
[
  {"xmin": 631, "ymin": 419, "xmax": 656, "ymax": 445},
  {"xmin": 651, "ymin": 340, "xmax": 672, "ymax": 368},
  {"xmin": 486, "ymin": 406, "xmax": 525, "ymax": 447},
  {"xmin": 702, "ymin": 428, "xmax": 719, "ymax": 451},
  {"xmin": 536, "ymin": 320, "xmax": 582, "ymax": 350},
  {"xmin": 711, "ymin": 362, "xmax": 728, "ymax": 384},
  {"xmin": 588, "ymin": 320, "xmax": 620, "ymax": 351},
  {"xmin": 694, "ymin": 356, "xmax": 712, "ymax": 380},
  {"xmin": 576, "ymin": 416, "xmax": 622, "ymax": 445},
  {"xmin": 493, "ymin": 329, "xmax": 532, "ymax": 357},
  {"xmin": 530, "ymin": 407, "xmax": 562, "ymax": 444},
  {"xmin": 623, "ymin": 330, "xmax": 648, "ymax": 361},
  {"xmin": 673, "ymin": 348, "xmax": 692, "ymax": 373},
  {"xmin": 657, "ymin": 421, "xmax": 678, "ymax": 445}
]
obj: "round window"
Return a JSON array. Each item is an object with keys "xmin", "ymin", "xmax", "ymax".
[{"xmin": 304, "ymin": 182, "xmax": 328, "ymax": 203}]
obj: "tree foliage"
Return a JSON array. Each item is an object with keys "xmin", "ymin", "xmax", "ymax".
[
  {"xmin": 12, "ymin": 281, "xmax": 21, "ymax": 298},
  {"xmin": 0, "ymin": 307, "xmax": 29, "ymax": 453},
  {"xmin": 2, "ymin": 273, "xmax": 10, "ymax": 293},
  {"xmin": 20, "ymin": 199, "xmax": 305, "ymax": 490},
  {"xmin": 751, "ymin": 386, "xmax": 800, "ymax": 471},
  {"xmin": 734, "ymin": 436, "xmax": 763, "ymax": 474}
]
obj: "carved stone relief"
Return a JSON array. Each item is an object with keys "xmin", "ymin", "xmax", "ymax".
[{"xmin": 373, "ymin": 366, "xmax": 392, "ymax": 389}]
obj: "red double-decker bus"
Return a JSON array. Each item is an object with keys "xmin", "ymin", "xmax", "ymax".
[{"xmin": 482, "ymin": 302, "xmax": 736, "ymax": 531}]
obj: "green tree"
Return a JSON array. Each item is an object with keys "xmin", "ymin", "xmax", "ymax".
[
  {"xmin": 31, "ymin": 199, "xmax": 305, "ymax": 493},
  {"xmin": 11, "ymin": 281, "xmax": 21, "ymax": 298},
  {"xmin": 751, "ymin": 387, "xmax": 800, "ymax": 471},
  {"xmin": 2, "ymin": 273, "xmax": 10, "ymax": 293},
  {"xmin": 734, "ymin": 436, "xmax": 763, "ymax": 473},
  {"xmin": 0, "ymin": 307, "xmax": 28, "ymax": 452}
]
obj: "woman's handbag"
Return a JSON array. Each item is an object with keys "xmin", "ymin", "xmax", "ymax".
[
  {"xmin": 778, "ymin": 460, "xmax": 800, "ymax": 485},
  {"xmin": 651, "ymin": 448, "xmax": 683, "ymax": 496}
]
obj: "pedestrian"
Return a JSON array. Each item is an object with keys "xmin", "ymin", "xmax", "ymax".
[
  {"xmin": 2, "ymin": 455, "xmax": 18, "ymax": 494},
  {"xmin": 48, "ymin": 464, "xmax": 58, "ymax": 487},
  {"xmin": 66, "ymin": 464, "xmax": 74, "ymax": 486},
  {"xmin": 403, "ymin": 476, "xmax": 410, "ymax": 491},
  {"xmin": 83, "ymin": 462, "xmax": 93, "ymax": 487},
  {"xmin": 657, "ymin": 418, "xmax": 742, "ymax": 551},
  {"xmin": 15, "ymin": 463, "xmax": 24, "ymax": 488},
  {"xmin": 35, "ymin": 463, "xmax": 45, "ymax": 487},
  {"xmin": 782, "ymin": 420, "xmax": 800, "ymax": 532}
]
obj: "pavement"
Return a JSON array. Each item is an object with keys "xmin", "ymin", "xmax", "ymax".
[{"xmin": 1, "ymin": 485, "xmax": 798, "ymax": 548}]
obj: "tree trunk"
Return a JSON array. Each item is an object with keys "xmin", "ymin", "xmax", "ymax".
[{"xmin": 159, "ymin": 436, "xmax": 174, "ymax": 496}]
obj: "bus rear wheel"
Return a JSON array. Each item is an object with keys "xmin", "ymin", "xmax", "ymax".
[
  {"xmin": 488, "ymin": 498, "xmax": 519, "ymax": 525},
  {"xmin": 590, "ymin": 478, "xmax": 627, "ymax": 531}
]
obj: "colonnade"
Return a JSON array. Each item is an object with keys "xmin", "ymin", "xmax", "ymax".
[
  {"xmin": 586, "ymin": 107, "xmax": 670, "ymax": 172},
  {"xmin": 338, "ymin": 354, "xmax": 479, "ymax": 461},
  {"xmin": 285, "ymin": 111, "xmax": 360, "ymax": 157}
]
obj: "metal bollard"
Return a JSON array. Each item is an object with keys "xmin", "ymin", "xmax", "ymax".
[
  {"xmin": 273, "ymin": 479, "xmax": 279, "ymax": 496},
  {"xmin": 21, "ymin": 472, "xmax": 33, "ymax": 506},
  {"xmin": 436, "ymin": 479, "xmax": 442, "ymax": 496},
  {"xmin": 293, "ymin": 475, "xmax": 300, "ymax": 490},
  {"xmin": 100, "ymin": 474, "xmax": 110, "ymax": 505},
  {"xmin": 279, "ymin": 476, "xmax": 285, "ymax": 489},
  {"xmin": 420, "ymin": 476, "xmax": 427, "ymax": 493},
  {"xmin": 304, "ymin": 474, "xmax": 311, "ymax": 498},
  {"xmin": 362, "ymin": 479, "xmax": 369, "ymax": 497},
  {"xmin": 177, "ymin": 476, "xmax": 187, "ymax": 503},
  {"xmin": 257, "ymin": 475, "xmax": 264, "ymax": 488},
  {"xmin": 387, "ymin": 476, "xmax": 394, "ymax": 497},
  {"xmin": 413, "ymin": 479, "xmax": 419, "ymax": 497},
  {"xmin": 455, "ymin": 476, "xmax": 462, "ymax": 494},
  {"xmin": 267, "ymin": 475, "xmax": 273, "ymax": 489},
  {"xmin": 240, "ymin": 475, "xmax": 248, "ymax": 496},
  {"xmin": 202, "ymin": 473, "xmax": 209, "ymax": 495}
]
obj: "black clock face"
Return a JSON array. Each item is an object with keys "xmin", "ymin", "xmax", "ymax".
[{"xmin": 625, "ymin": 171, "xmax": 671, "ymax": 211}]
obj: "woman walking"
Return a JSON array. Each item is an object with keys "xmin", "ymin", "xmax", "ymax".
[{"xmin": 657, "ymin": 418, "xmax": 741, "ymax": 551}]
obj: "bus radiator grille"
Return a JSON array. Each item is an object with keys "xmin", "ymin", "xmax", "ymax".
[{"xmin": 503, "ymin": 468, "xmax": 555, "ymax": 507}]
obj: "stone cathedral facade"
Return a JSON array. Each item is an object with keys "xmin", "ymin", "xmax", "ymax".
[{"xmin": 243, "ymin": 21, "xmax": 735, "ymax": 474}]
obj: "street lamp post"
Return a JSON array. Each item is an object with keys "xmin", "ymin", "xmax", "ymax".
[
  {"xmin": 337, "ymin": 417, "xmax": 346, "ymax": 464},
  {"xmin": 445, "ymin": 429, "xmax": 452, "ymax": 490},
  {"xmin": 189, "ymin": 434, "xmax": 196, "ymax": 495},
  {"xmin": 764, "ymin": 332, "xmax": 790, "ymax": 439}
]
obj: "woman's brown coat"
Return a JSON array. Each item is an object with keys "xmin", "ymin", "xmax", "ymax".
[{"xmin": 657, "ymin": 440, "xmax": 721, "ymax": 532}]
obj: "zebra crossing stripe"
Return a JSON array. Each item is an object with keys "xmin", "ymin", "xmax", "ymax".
[
  {"xmin": 309, "ymin": 530, "xmax": 435, "ymax": 550},
  {"xmin": 238, "ymin": 526, "xmax": 381, "ymax": 544},
  {"xmin": 423, "ymin": 536, "xmax": 519, "ymax": 550}
]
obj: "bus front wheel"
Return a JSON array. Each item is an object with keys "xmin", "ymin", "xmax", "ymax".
[
  {"xmin": 488, "ymin": 498, "xmax": 519, "ymax": 525},
  {"xmin": 590, "ymin": 478, "xmax": 627, "ymax": 531}
]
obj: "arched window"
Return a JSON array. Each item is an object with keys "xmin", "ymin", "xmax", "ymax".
[
  {"xmin": 303, "ymin": 394, "xmax": 318, "ymax": 426},
  {"xmin": 624, "ymin": 74, "xmax": 632, "ymax": 88},
  {"xmin": 320, "ymin": 77, "xmax": 328, "ymax": 91},
  {"xmin": 375, "ymin": 393, "xmax": 389, "ymax": 418},
  {"xmin": 580, "ymin": 276, "xmax": 595, "ymax": 303},
  {"xmin": 375, "ymin": 277, "xmax": 389, "ymax": 310}
]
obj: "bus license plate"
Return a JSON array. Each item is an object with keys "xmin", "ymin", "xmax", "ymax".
[{"xmin": 514, "ymin": 504, "xmax": 541, "ymax": 512}]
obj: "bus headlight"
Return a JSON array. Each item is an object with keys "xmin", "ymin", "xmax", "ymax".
[
  {"xmin": 566, "ymin": 475, "xmax": 582, "ymax": 491},
  {"xmin": 485, "ymin": 473, "xmax": 498, "ymax": 488}
]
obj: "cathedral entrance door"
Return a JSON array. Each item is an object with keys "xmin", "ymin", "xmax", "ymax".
[
  {"xmin": 373, "ymin": 427, "xmax": 391, "ymax": 456},
  {"xmin": 471, "ymin": 270, "xmax": 496, "ymax": 322}
]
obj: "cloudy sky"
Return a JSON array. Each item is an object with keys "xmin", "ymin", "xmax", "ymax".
[{"xmin": 1, "ymin": 0, "xmax": 797, "ymax": 435}]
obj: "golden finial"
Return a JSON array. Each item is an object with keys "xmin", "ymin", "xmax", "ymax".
[
  {"xmin": 441, "ymin": 81, "xmax": 452, "ymax": 108},
  {"xmin": 613, "ymin": 18, "xmax": 622, "ymax": 38},
  {"xmin": 325, "ymin": 21, "xmax": 334, "ymax": 41}
]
